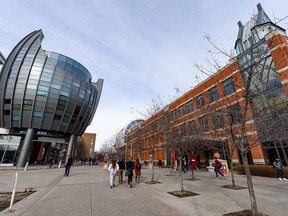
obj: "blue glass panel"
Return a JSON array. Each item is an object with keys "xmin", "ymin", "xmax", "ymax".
[
  {"xmin": 33, "ymin": 112, "xmax": 43, "ymax": 117},
  {"xmin": 12, "ymin": 115, "xmax": 20, "ymax": 121},
  {"xmin": 59, "ymin": 55, "xmax": 66, "ymax": 62},
  {"xmin": 51, "ymin": 52, "xmax": 59, "ymax": 60},
  {"xmin": 51, "ymin": 84, "xmax": 61, "ymax": 89}
]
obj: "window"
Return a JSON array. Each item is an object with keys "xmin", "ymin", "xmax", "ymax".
[
  {"xmin": 199, "ymin": 116, "xmax": 208, "ymax": 131},
  {"xmin": 53, "ymin": 114, "xmax": 62, "ymax": 120},
  {"xmin": 23, "ymin": 99, "xmax": 33, "ymax": 111},
  {"xmin": 33, "ymin": 112, "xmax": 43, "ymax": 118},
  {"xmin": 227, "ymin": 103, "xmax": 242, "ymax": 124},
  {"xmin": 196, "ymin": 94, "xmax": 205, "ymax": 109},
  {"xmin": 4, "ymin": 99, "xmax": 11, "ymax": 104},
  {"xmin": 208, "ymin": 87, "xmax": 219, "ymax": 103},
  {"xmin": 173, "ymin": 127, "xmax": 178, "ymax": 137},
  {"xmin": 171, "ymin": 110, "xmax": 176, "ymax": 120},
  {"xmin": 180, "ymin": 123, "xmax": 186, "ymax": 136},
  {"xmin": 178, "ymin": 105, "xmax": 184, "ymax": 117},
  {"xmin": 186, "ymin": 100, "xmax": 194, "ymax": 113},
  {"xmin": 222, "ymin": 77, "xmax": 236, "ymax": 96},
  {"xmin": 188, "ymin": 120, "xmax": 196, "ymax": 135},
  {"xmin": 51, "ymin": 84, "xmax": 61, "ymax": 89},
  {"xmin": 212, "ymin": 110, "xmax": 224, "ymax": 129},
  {"xmin": 12, "ymin": 115, "xmax": 20, "ymax": 121},
  {"xmin": 4, "ymin": 110, "xmax": 10, "ymax": 115}
]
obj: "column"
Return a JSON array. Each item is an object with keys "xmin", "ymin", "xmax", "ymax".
[
  {"xmin": 67, "ymin": 134, "xmax": 76, "ymax": 161},
  {"xmin": 16, "ymin": 128, "xmax": 35, "ymax": 167}
]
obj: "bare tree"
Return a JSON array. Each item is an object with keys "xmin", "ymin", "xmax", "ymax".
[
  {"xmin": 196, "ymin": 27, "xmax": 288, "ymax": 215},
  {"xmin": 130, "ymin": 96, "xmax": 165, "ymax": 182},
  {"xmin": 75, "ymin": 139, "xmax": 87, "ymax": 161}
]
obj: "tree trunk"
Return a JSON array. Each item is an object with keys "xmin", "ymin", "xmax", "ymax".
[
  {"xmin": 179, "ymin": 159, "xmax": 184, "ymax": 192},
  {"xmin": 191, "ymin": 168, "xmax": 195, "ymax": 180},
  {"xmin": 229, "ymin": 159, "xmax": 236, "ymax": 188},
  {"xmin": 242, "ymin": 154, "xmax": 258, "ymax": 215},
  {"xmin": 151, "ymin": 156, "xmax": 155, "ymax": 182}
]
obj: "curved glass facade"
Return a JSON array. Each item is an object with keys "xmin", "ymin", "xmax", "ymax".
[
  {"xmin": 116, "ymin": 119, "xmax": 144, "ymax": 148},
  {"xmin": 0, "ymin": 30, "xmax": 103, "ymax": 136},
  {"xmin": 45, "ymin": 51, "xmax": 91, "ymax": 82}
]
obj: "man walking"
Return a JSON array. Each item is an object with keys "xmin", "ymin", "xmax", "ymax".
[
  {"xmin": 117, "ymin": 158, "xmax": 125, "ymax": 183},
  {"xmin": 273, "ymin": 158, "xmax": 287, "ymax": 180},
  {"xmin": 64, "ymin": 155, "xmax": 73, "ymax": 176},
  {"xmin": 214, "ymin": 157, "xmax": 225, "ymax": 178}
]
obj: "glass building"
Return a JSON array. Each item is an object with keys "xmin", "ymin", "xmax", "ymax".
[{"xmin": 0, "ymin": 30, "xmax": 103, "ymax": 166}]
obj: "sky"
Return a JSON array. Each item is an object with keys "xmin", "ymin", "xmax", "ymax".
[{"xmin": 1, "ymin": 0, "xmax": 288, "ymax": 151}]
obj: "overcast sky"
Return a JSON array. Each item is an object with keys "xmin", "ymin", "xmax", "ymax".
[{"xmin": 1, "ymin": 0, "xmax": 288, "ymax": 150}]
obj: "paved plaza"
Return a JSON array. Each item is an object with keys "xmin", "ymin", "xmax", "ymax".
[{"xmin": 0, "ymin": 165, "xmax": 287, "ymax": 216}]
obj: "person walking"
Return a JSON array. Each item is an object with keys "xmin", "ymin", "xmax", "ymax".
[
  {"xmin": 214, "ymin": 157, "xmax": 225, "ymax": 178},
  {"xmin": 176, "ymin": 157, "xmax": 180, "ymax": 171},
  {"xmin": 108, "ymin": 159, "xmax": 119, "ymax": 188},
  {"xmin": 48, "ymin": 156, "xmax": 53, "ymax": 169},
  {"xmin": 273, "ymin": 158, "xmax": 287, "ymax": 180},
  {"xmin": 134, "ymin": 159, "xmax": 142, "ymax": 183},
  {"xmin": 117, "ymin": 158, "xmax": 125, "ymax": 183},
  {"xmin": 64, "ymin": 155, "xmax": 73, "ymax": 176},
  {"xmin": 158, "ymin": 160, "xmax": 162, "ymax": 168},
  {"xmin": 126, "ymin": 158, "xmax": 134, "ymax": 188}
]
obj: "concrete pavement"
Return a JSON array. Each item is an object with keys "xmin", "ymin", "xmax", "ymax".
[{"xmin": 0, "ymin": 165, "xmax": 287, "ymax": 216}]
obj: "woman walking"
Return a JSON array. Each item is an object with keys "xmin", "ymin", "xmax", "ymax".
[
  {"xmin": 126, "ymin": 158, "xmax": 134, "ymax": 188},
  {"xmin": 108, "ymin": 160, "xmax": 119, "ymax": 188}
]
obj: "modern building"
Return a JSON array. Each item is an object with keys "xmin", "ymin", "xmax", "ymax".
[
  {"xmin": 0, "ymin": 30, "xmax": 103, "ymax": 166},
  {"xmin": 126, "ymin": 4, "xmax": 288, "ymax": 167},
  {"xmin": 75, "ymin": 133, "xmax": 96, "ymax": 161},
  {"xmin": 116, "ymin": 119, "xmax": 144, "ymax": 159},
  {"xmin": 0, "ymin": 52, "xmax": 5, "ymax": 65},
  {"xmin": 0, "ymin": 52, "xmax": 5, "ymax": 72}
]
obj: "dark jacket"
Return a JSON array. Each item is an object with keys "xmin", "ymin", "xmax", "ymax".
[
  {"xmin": 66, "ymin": 157, "xmax": 73, "ymax": 166},
  {"xmin": 117, "ymin": 160, "xmax": 125, "ymax": 170},
  {"xmin": 126, "ymin": 160, "xmax": 134, "ymax": 176}
]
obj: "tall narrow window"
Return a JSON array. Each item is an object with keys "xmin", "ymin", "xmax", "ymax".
[
  {"xmin": 222, "ymin": 77, "xmax": 236, "ymax": 96},
  {"xmin": 199, "ymin": 116, "xmax": 208, "ymax": 131},
  {"xmin": 186, "ymin": 100, "xmax": 194, "ymax": 113},
  {"xmin": 196, "ymin": 94, "xmax": 205, "ymax": 109},
  {"xmin": 208, "ymin": 86, "xmax": 219, "ymax": 103},
  {"xmin": 178, "ymin": 105, "xmax": 184, "ymax": 117}
]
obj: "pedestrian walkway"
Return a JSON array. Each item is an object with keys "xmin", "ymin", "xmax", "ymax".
[{"xmin": 0, "ymin": 165, "xmax": 287, "ymax": 216}]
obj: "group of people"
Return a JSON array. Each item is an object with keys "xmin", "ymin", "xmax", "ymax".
[
  {"xmin": 62, "ymin": 155, "xmax": 287, "ymax": 183},
  {"xmin": 175, "ymin": 154, "xmax": 199, "ymax": 173},
  {"xmin": 107, "ymin": 158, "xmax": 142, "ymax": 188}
]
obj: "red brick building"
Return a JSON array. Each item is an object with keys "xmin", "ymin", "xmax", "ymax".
[{"xmin": 126, "ymin": 4, "xmax": 288, "ymax": 167}]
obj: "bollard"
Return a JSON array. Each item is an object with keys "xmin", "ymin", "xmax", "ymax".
[
  {"xmin": 58, "ymin": 161, "xmax": 62, "ymax": 168},
  {"xmin": 24, "ymin": 162, "xmax": 29, "ymax": 171},
  {"xmin": 8, "ymin": 172, "xmax": 18, "ymax": 213}
]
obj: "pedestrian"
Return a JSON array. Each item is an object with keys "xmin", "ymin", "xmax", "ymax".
[
  {"xmin": 134, "ymin": 158, "xmax": 142, "ymax": 183},
  {"xmin": 190, "ymin": 153, "xmax": 199, "ymax": 171},
  {"xmin": 158, "ymin": 160, "xmax": 162, "ymax": 168},
  {"xmin": 273, "ymin": 158, "xmax": 287, "ymax": 181},
  {"xmin": 126, "ymin": 157, "xmax": 134, "ymax": 188},
  {"xmin": 176, "ymin": 157, "xmax": 180, "ymax": 171},
  {"xmin": 48, "ymin": 156, "xmax": 53, "ymax": 169},
  {"xmin": 64, "ymin": 155, "xmax": 73, "ymax": 176},
  {"xmin": 108, "ymin": 159, "xmax": 119, "ymax": 188},
  {"xmin": 89, "ymin": 157, "xmax": 92, "ymax": 165},
  {"xmin": 117, "ymin": 157, "xmax": 125, "ymax": 183},
  {"xmin": 181, "ymin": 157, "xmax": 187, "ymax": 173},
  {"xmin": 214, "ymin": 157, "xmax": 225, "ymax": 178}
]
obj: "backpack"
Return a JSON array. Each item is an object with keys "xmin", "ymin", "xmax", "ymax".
[
  {"xmin": 136, "ymin": 163, "xmax": 141, "ymax": 170},
  {"xmin": 217, "ymin": 160, "xmax": 222, "ymax": 168}
]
